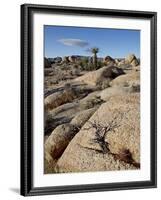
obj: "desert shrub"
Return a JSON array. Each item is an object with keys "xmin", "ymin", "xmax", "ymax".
[
  {"xmin": 77, "ymin": 57, "xmax": 104, "ymax": 71},
  {"xmin": 88, "ymin": 60, "xmax": 103, "ymax": 70},
  {"xmin": 84, "ymin": 116, "xmax": 120, "ymax": 154},
  {"xmin": 78, "ymin": 57, "xmax": 89, "ymax": 70},
  {"xmin": 86, "ymin": 63, "xmax": 95, "ymax": 71},
  {"xmin": 84, "ymin": 63, "xmax": 99, "ymax": 71},
  {"xmin": 78, "ymin": 57, "xmax": 101, "ymax": 71},
  {"xmin": 97, "ymin": 60, "xmax": 104, "ymax": 69}
]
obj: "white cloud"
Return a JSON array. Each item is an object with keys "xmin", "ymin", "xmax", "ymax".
[{"xmin": 58, "ymin": 38, "xmax": 89, "ymax": 47}]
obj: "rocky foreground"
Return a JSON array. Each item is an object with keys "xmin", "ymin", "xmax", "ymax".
[{"xmin": 44, "ymin": 54, "xmax": 140, "ymax": 173}]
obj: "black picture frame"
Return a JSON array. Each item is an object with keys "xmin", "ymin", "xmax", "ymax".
[{"xmin": 20, "ymin": 3, "xmax": 157, "ymax": 196}]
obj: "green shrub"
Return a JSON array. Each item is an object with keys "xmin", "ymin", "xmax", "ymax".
[
  {"xmin": 78, "ymin": 57, "xmax": 104, "ymax": 71},
  {"xmin": 78, "ymin": 57, "xmax": 88, "ymax": 70},
  {"xmin": 97, "ymin": 60, "xmax": 104, "ymax": 69}
]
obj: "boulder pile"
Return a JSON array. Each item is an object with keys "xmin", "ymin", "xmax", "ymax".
[{"xmin": 44, "ymin": 53, "xmax": 140, "ymax": 173}]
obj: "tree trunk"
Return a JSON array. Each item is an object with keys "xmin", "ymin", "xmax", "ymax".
[{"xmin": 92, "ymin": 53, "xmax": 97, "ymax": 69}]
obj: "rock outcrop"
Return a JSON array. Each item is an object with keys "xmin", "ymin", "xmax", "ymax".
[
  {"xmin": 44, "ymin": 53, "xmax": 141, "ymax": 174},
  {"xmin": 100, "ymin": 87, "xmax": 127, "ymax": 101},
  {"xmin": 44, "ymin": 57, "xmax": 51, "ymax": 68},
  {"xmin": 103, "ymin": 56, "xmax": 115, "ymax": 65},
  {"xmin": 70, "ymin": 107, "xmax": 97, "ymax": 128},
  {"xmin": 45, "ymin": 123, "xmax": 79, "ymax": 160},
  {"xmin": 44, "ymin": 82, "xmax": 97, "ymax": 110},
  {"xmin": 125, "ymin": 54, "xmax": 139, "ymax": 66},
  {"xmin": 44, "ymin": 88, "xmax": 77, "ymax": 111},
  {"xmin": 62, "ymin": 56, "xmax": 70, "ymax": 63},
  {"xmin": 55, "ymin": 93, "xmax": 140, "ymax": 172},
  {"xmin": 52, "ymin": 57, "xmax": 62, "ymax": 64},
  {"xmin": 68, "ymin": 55, "xmax": 77, "ymax": 63},
  {"xmin": 56, "ymin": 146, "xmax": 136, "ymax": 173},
  {"xmin": 45, "ymin": 91, "xmax": 102, "ymax": 135},
  {"xmin": 75, "ymin": 66, "xmax": 125, "ymax": 87},
  {"xmin": 110, "ymin": 71, "xmax": 140, "ymax": 88}
]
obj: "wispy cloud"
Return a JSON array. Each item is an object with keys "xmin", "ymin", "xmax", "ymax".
[{"xmin": 58, "ymin": 38, "xmax": 89, "ymax": 47}]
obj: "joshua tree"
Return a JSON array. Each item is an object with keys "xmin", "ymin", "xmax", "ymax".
[
  {"xmin": 91, "ymin": 47, "xmax": 99, "ymax": 69},
  {"xmin": 86, "ymin": 47, "xmax": 99, "ymax": 69}
]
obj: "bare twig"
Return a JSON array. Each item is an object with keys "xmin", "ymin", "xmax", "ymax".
[{"xmin": 84, "ymin": 119, "xmax": 116, "ymax": 154}]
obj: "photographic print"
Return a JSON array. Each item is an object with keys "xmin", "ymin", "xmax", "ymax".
[
  {"xmin": 44, "ymin": 26, "xmax": 141, "ymax": 174},
  {"xmin": 21, "ymin": 4, "xmax": 157, "ymax": 196}
]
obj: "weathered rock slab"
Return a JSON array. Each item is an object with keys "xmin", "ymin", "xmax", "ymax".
[
  {"xmin": 45, "ymin": 123, "xmax": 78, "ymax": 159},
  {"xmin": 75, "ymin": 66, "xmax": 125, "ymax": 87},
  {"xmin": 56, "ymin": 93, "xmax": 140, "ymax": 172}
]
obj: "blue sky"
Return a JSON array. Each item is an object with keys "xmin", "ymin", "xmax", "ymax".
[{"xmin": 44, "ymin": 25, "xmax": 140, "ymax": 58}]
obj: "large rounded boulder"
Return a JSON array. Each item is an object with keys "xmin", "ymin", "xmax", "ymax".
[
  {"xmin": 103, "ymin": 56, "xmax": 115, "ymax": 66},
  {"xmin": 61, "ymin": 56, "xmax": 70, "ymax": 63},
  {"xmin": 70, "ymin": 107, "xmax": 97, "ymax": 128},
  {"xmin": 110, "ymin": 71, "xmax": 140, "ymax": 89},
  {"xmin": 44, "ymin": 88, "xmax": 77, "ymax": 111},
  {"xmin": 125, "ymin": 54, "xmax": 139, "ymax": 66},
  {"xmin": 55, "ymin": 93, "xmax": 140, "ymax": 173},
  {"xmin": 53, "ymin": 56, "xmax": 62, "ymax": 63},
  {"xmin": 75, "ymin": 66, "xmax": 125, "ymax": 88},
  {"xmin": 45, "ymin": 123, "xmax": 78, "ymax": 160},
  {"xmin": 68, "ymin": 55, "xmax": 77, "ymax": 63}
]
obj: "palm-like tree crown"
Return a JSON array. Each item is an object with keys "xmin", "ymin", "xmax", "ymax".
[{"xmin": 91, "ymin": 47, "xmax": 99, "ymax": 54}]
